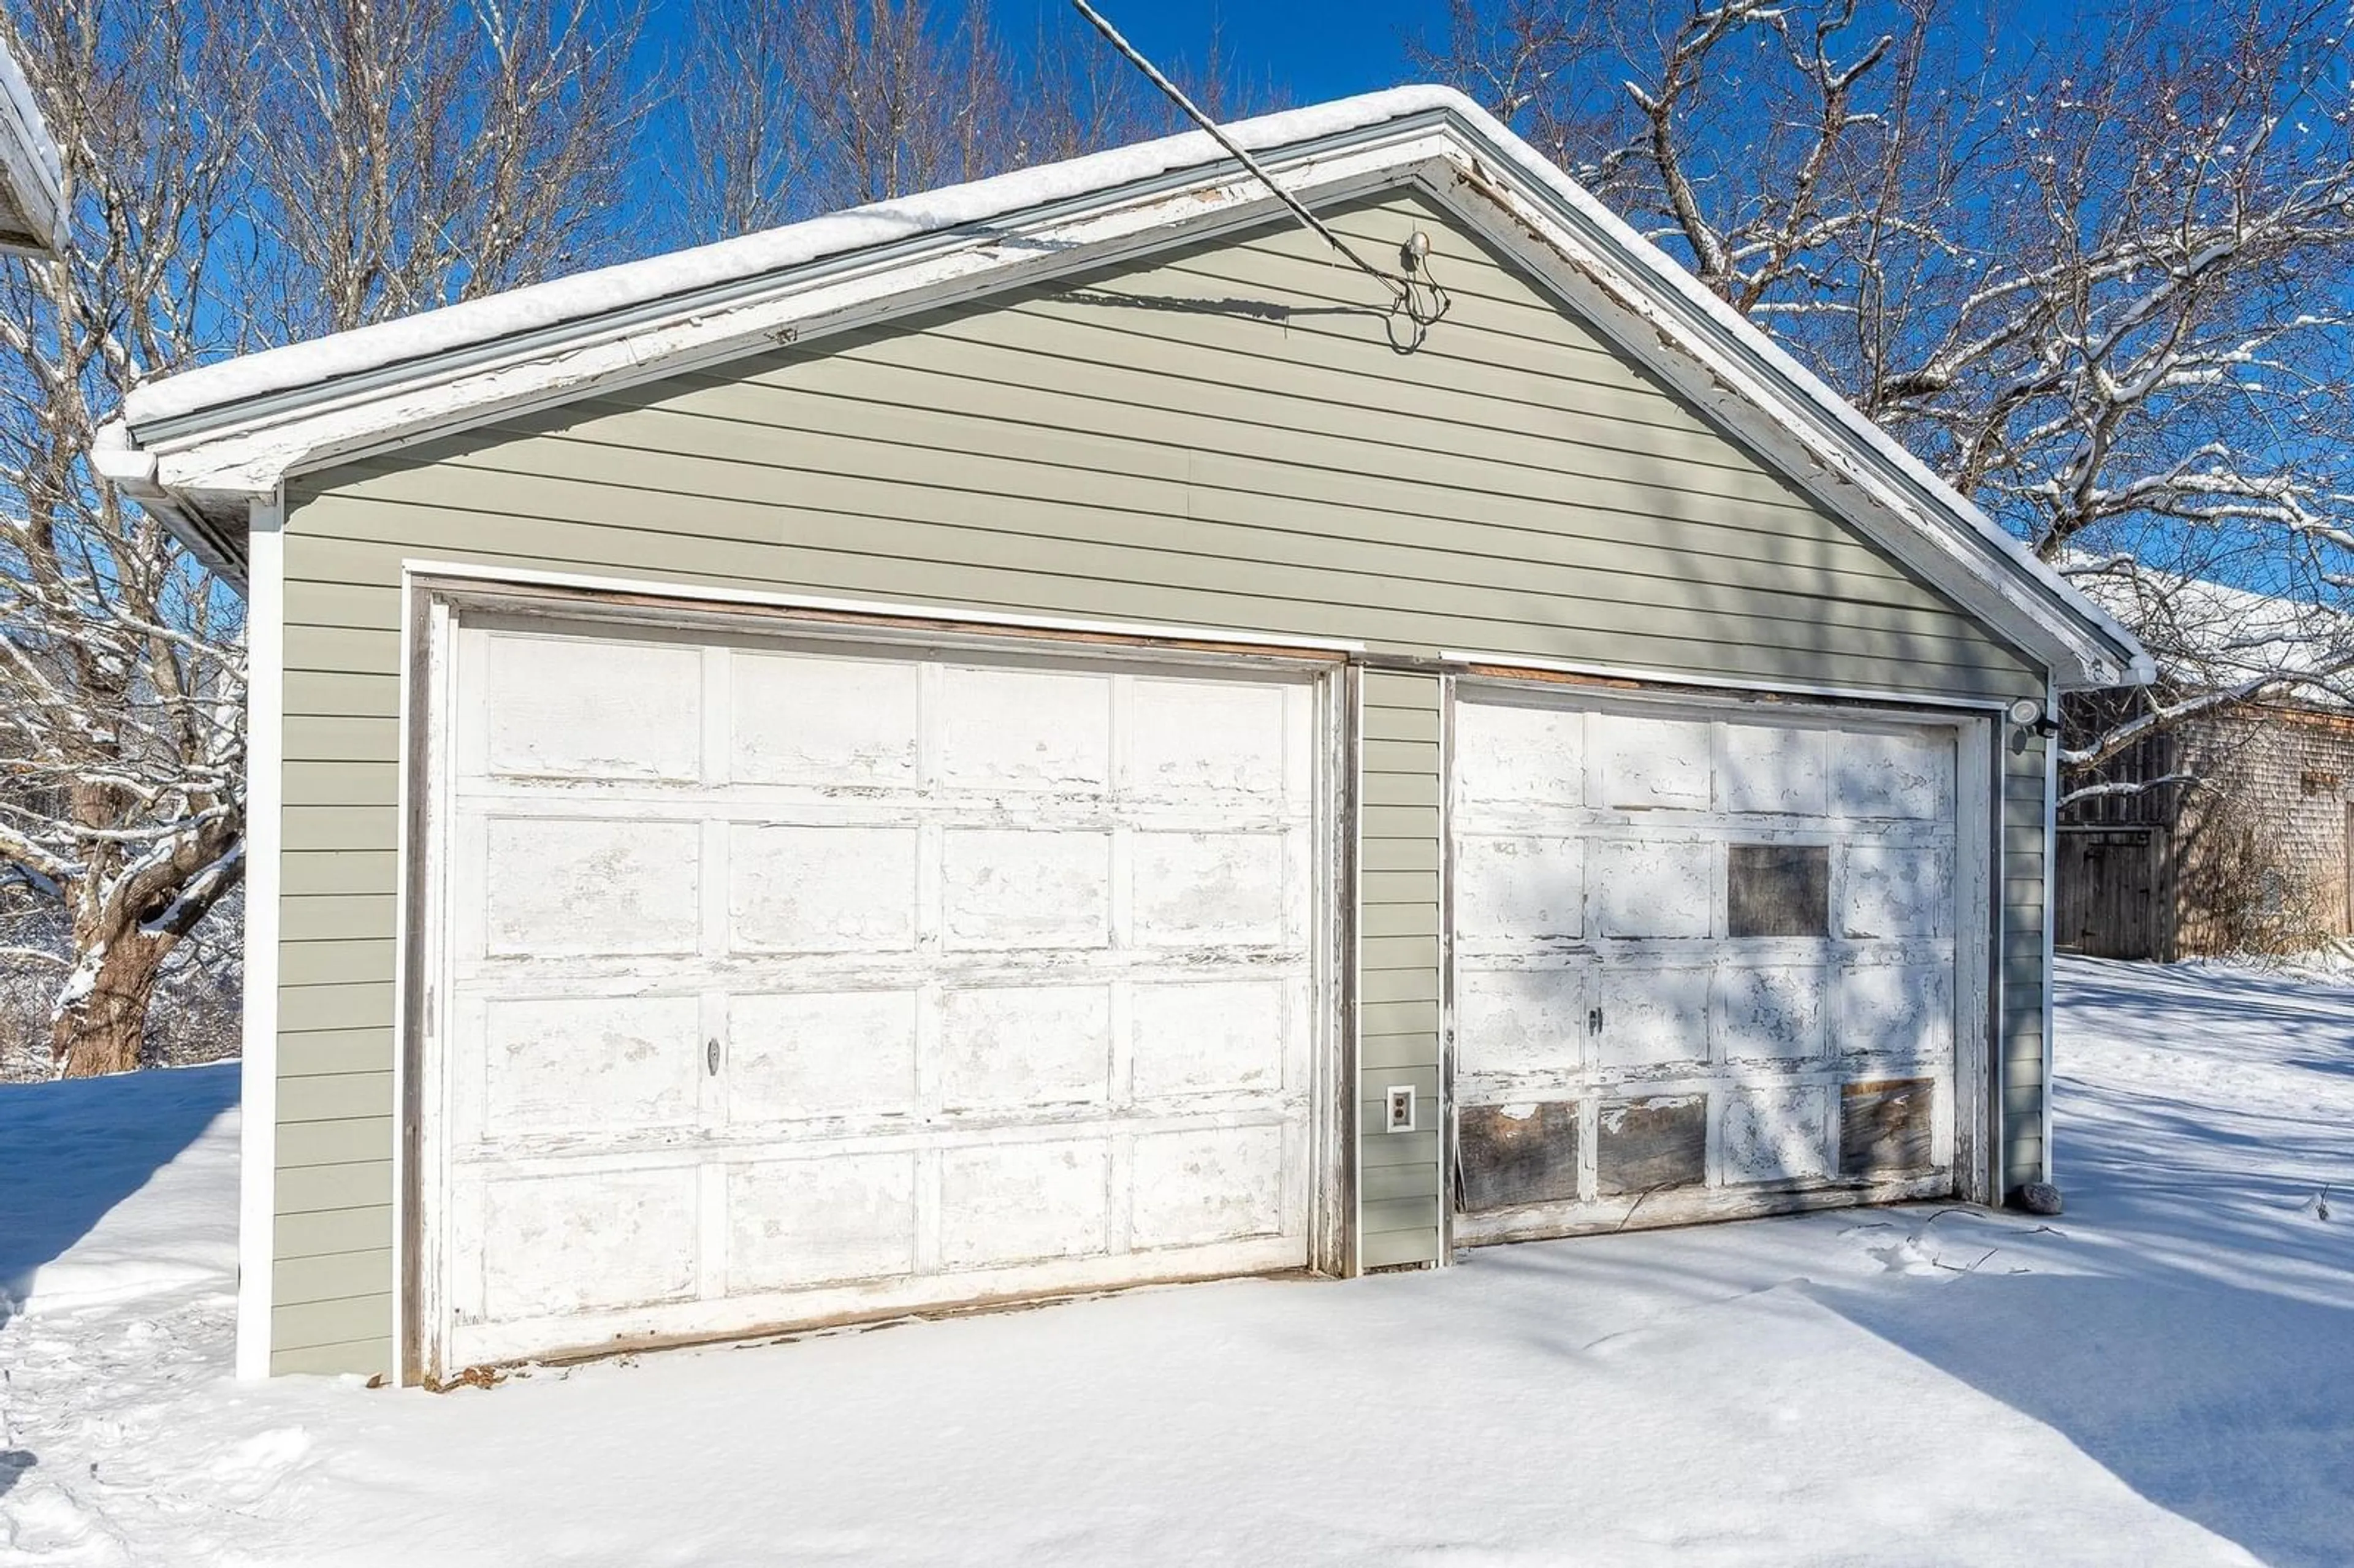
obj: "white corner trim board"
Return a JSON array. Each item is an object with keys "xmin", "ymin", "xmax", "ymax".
[
  {"xmin": 93, "ymin": 86, "xmax": 2147, "ymax": 692},
  {"xmin": 236, "ymin": 497, "xmax": 284, "ymax": 1380}
]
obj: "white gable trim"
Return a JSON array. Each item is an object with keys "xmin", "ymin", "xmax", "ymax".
[{"xmin": 94, "ymin": 86, "xmax": 2147, "ymax": 688}]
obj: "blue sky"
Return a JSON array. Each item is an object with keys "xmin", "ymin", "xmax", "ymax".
[
  {"xmin": 1072, "ymin": 1, "xmax": 1441, "ymax": 103},
  {"xmin": 638, "ymin": 1, "xmax": 1448, "ymax": 113}
]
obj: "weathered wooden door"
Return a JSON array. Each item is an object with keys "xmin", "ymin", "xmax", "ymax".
[
  {"xmin": 1447, "ymin": 687, "xmax": 1975, "ymax": 1244},
  {"xmin": 422, "ymin": 611, "xmax": 1335, "ymax": 1371}
]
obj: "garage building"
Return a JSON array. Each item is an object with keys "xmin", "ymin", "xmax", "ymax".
[{"xmin": 96, "ymin": 87, "xmax": 2150, "ymax": 1383}]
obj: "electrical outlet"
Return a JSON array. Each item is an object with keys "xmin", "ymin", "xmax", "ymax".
[{"xmin": 1384, "ymin": 1084, "xmax": 1417, "ymax": 1134}]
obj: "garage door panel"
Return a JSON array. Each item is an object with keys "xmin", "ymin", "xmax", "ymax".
[
  {"xmin": 1719, "ymin": 1086, "xmax": 1835, "ymax": 1184},
  {"xmin": 938, "ymin": 1140, "xmax": 1112, "ymax": 1269},
  {"xmin": 1835, "ymin": 962, "xmax": 1954, "ymax": 1059},
  {"xmin": 1588, "ymin": 838, "xmax": 1712, "ymax": 938},
  {"xmin": 1129, "ymin": 1125, "xmax": 1289, "ymax": 1249},
  {"xmin": 727, "ymin": 989, "xmax": 921, "ymax": 1123},
  {"xmin": 1842, "ymin": 844, "xmax": 1953, "ymax": 938},
  {"xmin": 1455, "ymin": 699, "xmax": 1585, "ymax": 809},
  {"xmin": 940, "ymin": 665, "xmax": 1114, "ymax": 791},
  {"xmin": 1129, "ymin": 978, "xmax": 1297, "ymax": 1100},
  {"xmin": 482, "ymin": 816, "xmax": 701, "ymax": 957},
  {"xmin": 468, "ymin": 1166, "xmax": 701, "ymax": 1321},
  {"xmin": 939, "ymin": 984, "xmax": 1112, "ymax": 1110},
  {"xmin": 728, "ymin": 1154, "xmax": 920, "ymax": 1290},
  {"xmin": 1714, "ymin": 965, "xmax": 1827, "ymax": 1064},
  {"xmin": 1595, "ymin": 965, "xmax": 1712, "ymax": 1070},
  {"xmin": 1127, "ymin": 677, "xmax": 1297, "ymax": 800},
  {"xmin": 1457, "ymin": 965, "xmax": 1587, "ymax": 1079},
  {"xmin": 730, "ymin": 824, "xmax": 920, "ymax": 953},
  {"xmin": 481, "ymin": 995, "xmax": 702, "ymax": 1136},
  {"xmin": 1720, "ymin": 722, "xmax": 1830, "ymax": 815},
  {"xmin": 1592, "ymin": 712, "xmax": 1712, "ymax": 809},
  {"xmin": 729, "ymin": 650, "xmax": 922, "ymax": 787},
  {"xmin": 940, "ymin": 829, "xmax": 1111, "ymax": 948},
  {"xmin": 479, "ymin": 631, "xmax": 703, "ymax": 782},
  {"xmin": 1456, "ymin": 834, "xmax": 1582, "ymax": 942},
  {"xmin": 1834, "ymin": 729, "xmax": 1952, "ymax": 819},
  {"xmin": 1132, "ymin": 830, "xmax": 1293, "ymax": 946}
]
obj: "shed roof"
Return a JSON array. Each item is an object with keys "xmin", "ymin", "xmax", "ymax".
[{"xmin": 92, "ymin": 85, "xmax": 2148, "ymax": 688}]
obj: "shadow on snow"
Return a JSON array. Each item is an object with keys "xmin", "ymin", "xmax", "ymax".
[{"xmin": 0, "ymin": 1061, "xmax": 238, "ymax": 1331}]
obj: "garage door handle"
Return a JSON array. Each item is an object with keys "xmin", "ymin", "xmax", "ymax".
[{"xmin": 707, "ymin": 1038, "xmax": 720, "ymax": 1076}]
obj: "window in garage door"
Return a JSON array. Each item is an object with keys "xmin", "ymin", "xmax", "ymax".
[
  {"xmin": 414, "ymin": 610, "xmax": 1339, "ymax": 1374},
  {"xmin": 1448, "ymin": 685, "xmax": 1988, "ymax": 1244}
]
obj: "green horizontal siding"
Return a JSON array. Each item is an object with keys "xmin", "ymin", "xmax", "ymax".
[
  {"xmin": 1358, "ymin": 671, "xmax": 1447, "ymax": 1269},
  {"xmin": 269, "ymin": 183, "xmax": 2052, "ymax": 1374}
]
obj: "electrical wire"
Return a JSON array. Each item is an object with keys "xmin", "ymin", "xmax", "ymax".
[{"xmin": 1068, "ymin": 0, "xmax": 1450, "ymax": 351}]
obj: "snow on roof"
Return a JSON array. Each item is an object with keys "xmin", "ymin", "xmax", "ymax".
[
  {"xmin": 0, "ymin": 38, "xmax": 63, "ymax": 256},
  {"xmin": 124, "ymin": 87, "xmax": 1469, "ymax": 427},
  {"xmin": 2068, "ymin": 560, "xmax": 2354, "ymax": 702}
]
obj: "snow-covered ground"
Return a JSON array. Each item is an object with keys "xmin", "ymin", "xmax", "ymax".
[{"xmin": 2, "ymin": 958, "xmax": 2347, "ymax": 1566}]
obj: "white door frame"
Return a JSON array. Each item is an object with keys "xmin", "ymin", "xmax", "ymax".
[
  {"xmin": 397, "ymin": 570, "xmax": 1354, "ymax": 1385},
  {"xmin": 1439, "ymin": 670, "xmax": 2002, "ymax": 1243}
]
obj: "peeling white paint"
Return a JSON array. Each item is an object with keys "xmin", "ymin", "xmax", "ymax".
[
  {"xmin": 727, "ymin": 991, "xmax": 920, "ymax": 1122},
  {"xmin": 939, "ymin": 985, "xmax": 1112, "ymax": 1109},
  {"xmin": 482, "ymin": 995, "xmax": 701, "ymax": 1134},
  {"xmin": 938, "ymin": 1141, "xmax": 1111, "ymax": 1269},
  {"xmin": 1457, "ymin": 967, "xmax": 1587, "ymax": 1076},
  {"xmin": 484, "ymin": 818, "xmax": 701, "ymax": 957},
  {"xmin": 1720, "ymin": 722, "xmax": 1830, "ymax": 815},
  {"xmin": 1455, "ymin": 834, "xmax": 1583, "ymax": 942},
  {"xmin": 1129, "ymin": 980, "xmax": 1293, "ymax": 1098},
  {"xmin": 1451, "ymin": 689, "xmax": 1965, "ymax": 1233},
  {"xmin": 1591, "ymin": 713, "xmax": 1712, "ymax": 809},
  {"xmin": 1720, "ymin": 1087, "xmax": 1834, "ymax": 1184},
  {"xmin": 729, "ymin": 1154, "xmax": 919, "ymax": 1290},
  {"xmin": 1126, "ymin": 678, "xmax": 1292, "ymax": 799},
  {"xmin": 1129, "ymin": 1125, "xmax": 1287, "ymax": 1249},
  {"xmin": 731, "ymin": 825, "xmax": 921, "ymax": 952},
  {"xmin": 471, "ymin": 1168, "xmax": 699, "ymax": 1322},
  {"xmin": 1453, "ymin": 699, "xmax": 1585, "ymax": 806},
  {"xmin": 1834, "ymin": 729, "xmax": 1952, "ymax": 820},
  {"xmin": 729, "ymin": 652, "xmax": 921, "ymax": 787},
  {"xmin": 1715, "ymin": 966, "xmax": 1826, "ymax": 1063},
  {"xmin": 1130, "ymin": 832, "xmax": 1289, "ymax": 946},
  {"xmin": 942, "ymin": 830, "xmax": 1113, "ymax": 949},
  {"xmin": 1842, "ymin": 845, "xmax": 1952, "ymax": 938},
  {"xmin": 940, "ymin": 667, "xmax": 1113, "ymax": 791},
  {"xmin": 1588, "ymin": 839, "xmax": 1712, "ymax": 939},
  {"xmin": 483, "ymin": 631, "xmax": 702, "ymax": 780}
]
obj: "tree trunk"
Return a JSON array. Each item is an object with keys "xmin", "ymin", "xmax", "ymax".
[{"xmin": 50, "ymin": 935, "xmax": 170, "ymax": 1078}]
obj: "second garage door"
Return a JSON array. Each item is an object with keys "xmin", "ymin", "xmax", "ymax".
[
  {"xmin": 1449, "ymin": 686, "xmax": 1978, "ymax": 1243},
  {"xmin": 422, "ymin": 612, "xmax": 1334, "ymax": 1372}
]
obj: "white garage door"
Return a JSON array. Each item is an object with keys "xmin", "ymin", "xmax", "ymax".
[
  {"xmin": 1449, "ymin": 688, "xmax": 1974, "ymax": 1244},
  {"xmin": 422, "ymin": 613, "xmax": 1330, "ymax": 1371}
]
